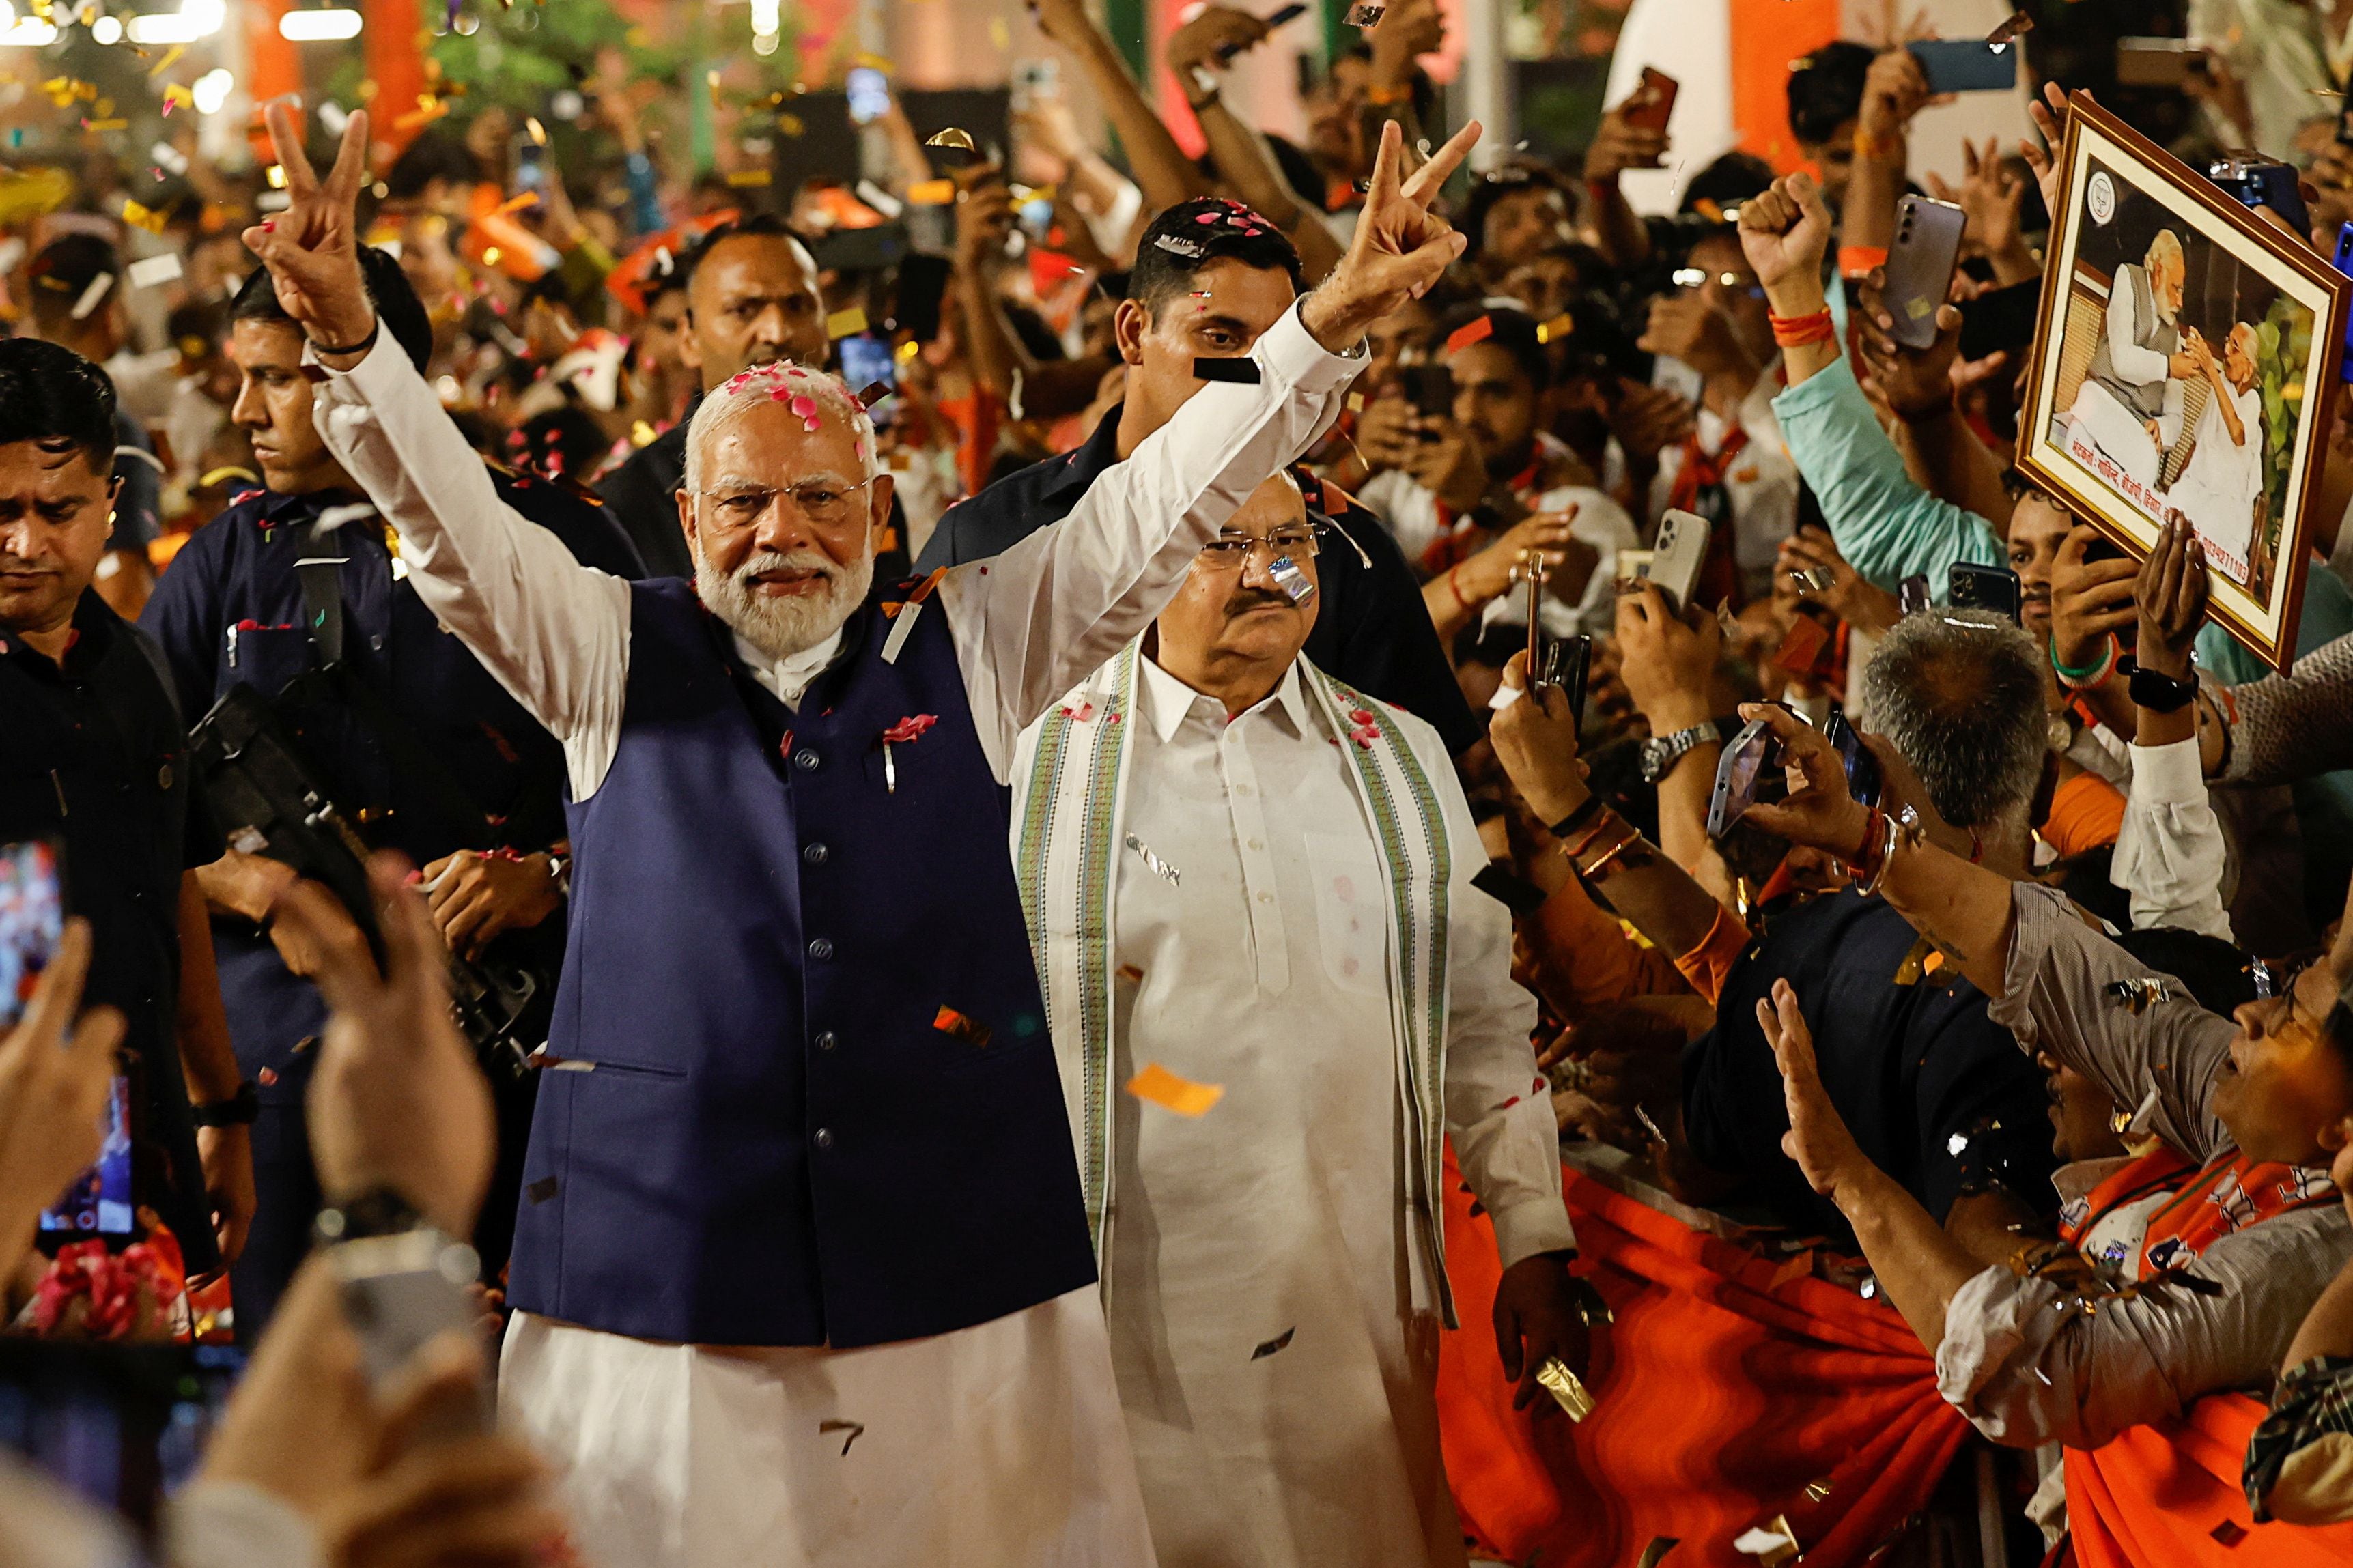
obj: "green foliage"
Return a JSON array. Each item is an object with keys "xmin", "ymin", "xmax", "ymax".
[{"xmin": 2253, "ymin": 294, "xmax": 2312, "ymax": 568}]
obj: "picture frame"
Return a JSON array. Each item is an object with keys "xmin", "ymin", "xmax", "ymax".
[{"xmin": 2016, "ymin": 92, "xmax": 2349, "ymax": 672}]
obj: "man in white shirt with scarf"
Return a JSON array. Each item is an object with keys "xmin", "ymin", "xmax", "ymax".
[{"xmin": 1012, "ymin": 468, "xmax": 1592, "ymax": 1568}]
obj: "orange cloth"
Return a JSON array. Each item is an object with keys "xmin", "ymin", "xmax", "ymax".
[
  {"xmin": 2043, "ymin": 771, "xmax": 2128, "ymax": 858},
  {"xmin": 1730, "ymin": 0, "xmax": 1841, "ymax": 173},
  {"xmin": 2068, "ymin": 1395, "xmax": 2353, "ymax": 1566},
  {"xmin": 1522, "ymin": 874, "xmax": 1687, "ymax": 1019},
  {"xmin": 1437, "ymin": 1154, "xmax": 1969, "ymax": 1565},
  {"xmin": 1670, "ymin": 903, "xmax": 1751, "ymax": 1007}
]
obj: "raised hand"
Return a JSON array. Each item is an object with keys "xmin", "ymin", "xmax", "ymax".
[
  {"xmin": 1730, "ymin": 701, "xmax": 1872, "ymax": 858},
  {"xmin": 2049, "ymin": 524, "xmax": 2137, "ymax": 672},
  {"xmin": 1301, "ymin": 118, "xmax": 1480, "ymax": 351},
  {"xmin": 242, "ymin": 100, "xmax": 376, "ymax": 356},
  {"xmin": 1490, "ymin": 648, "xmax": 1590, "ymax": 825},
  {"xmin": 2137, "ymin": 516, "xmax": 2210, "ymax": 679},
  {"xmin": 2020, "ymin": 81, "xmax": 2080, "ymax": 225},
  {"xmin": 1758, "ymin": 978, "xmax": 1871, "ymax": 1201},
  {"xmin": 1737, "ymin": 171, "xmax": 1833, "ymax": 308},
  {"xmin": 1855, "ymin": 268, "xmax": 1962, "ymax": 421},
  {"xmin": 0, "ymin": 920, "xmax": 122, "ymax": 1278}
]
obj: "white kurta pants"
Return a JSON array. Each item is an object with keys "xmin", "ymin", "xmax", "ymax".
[
  {"xmin": 500, "ymin": 1288, "xmax": 1157, "ymax": 1568},
  {"xmin": 2068, "ymin": 380, "xmax": 2167, "ymax": 489}
]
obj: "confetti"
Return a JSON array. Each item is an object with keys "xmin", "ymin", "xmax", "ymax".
[
  {"xmin": 68, "ymin": 270, "xmax": 112, "ymax": 319},
  {"xmin": 1536, "ymin": 311, "xmax": 1575, "ymax": 344},
  {"xmin": 1125, "ymin": 833, "xmax": 1181, "ymax": 885},
  {"xmin": 145, "ymin": 42, "xmax": 184, "ymax": 76},
  {"xmin": 1192, "ymin": 356, "xmax": 1260, "ymax": 384},
  {"xmin": 987, "ymin": 16, "xmax": 1010, "ymax": 48},
  {"xmin": 1345, "ymin": 391, "xmax": 1364, "ymax": 413},
  {"xmin": 126, "ymin": 253, "xmax": 182, "ymax": 288},
  {"xmin": 907, "ymin": 177, "xmax": 954, "ymax": 204},
  {"xmin": 774, "ymin": 113, "xmax": 804, "ymax": 137},
  {"xmin": 160, "ymin": 83, "xmax": 193, "ymax": 115},
  {"xmin": 1732, "ymin": 1519, "xmax": 1799, "ymax": 1566},
  {"xmin": 1152, "ymin": 233, "xmax": 1204, "ymax": 258},
  {"xmin": 1985, "ymin": 10, "xmax": 2033, "ymax": 49},
  {"xmin": 1268, "ymin": 555, "xmax": 1315, "ymax": 604},
  {"xmin": 725, "ymin": 169, "xmax": 772, "ymax": 187},
  {"xmin": 496, "ymin": 191, "xmax": 542, "ymax": 215},
  {"xmin": 1535, "ymin": 1357, "xmax": 1594, "ymax": 1421},
  {"xmin": 1444, "ymin": 315, "xmax": 1494, "ymax": 354},
  {"xmin": 524, "ymin": 115, "xmax": 548, "ymax": 145},
  {"xmin": 817, "ymin": 1419, "xmax": 864, "ymax": 1455},
  {"xmin": 82, "ymin": 118, "xmax": 129, "ymax": 133},
  {"xmin": 1127, "ymin": 1062, "xmax": 1222, "ymax": 1117},
  {"xmin": 706, "ymin": 68, "xmax": 722, "ymax": 107},
  {"xmin": 1344, "ymin": 2, "xmax": 1385, "ymax": 24},
  {"xmin": 923, "ymin": 126, "xmax": 977, "ymax": 152},
  {"xmin": 1250, "ymin": 1328, "xmax": 1295, "ymax": 1359},
  {"xmin": 933, "ymin": 1005, "xmax": 992, "ymax": 1047},
  {"xmin": 826, "ymin": 305, "xmax": 869, "ymax": 339},
  {"xmin": 1116, "ymin": 963, "xmax": 1144, "ymax": 983},
  {"xmin": 1637, "ymin": 1543, "xmax": 1680, "ymax": 1568},
  {"xmin": 2210, "ymin": 1520, "xmax": 2247, "ymax": 1546},
  {"xmin": 1802, "ymin": 1477, "xmax": 1833, "ymax": 1504},
  {"xmin": 855, "ymin": 380, "xmax": 894, "ymax": 410}
]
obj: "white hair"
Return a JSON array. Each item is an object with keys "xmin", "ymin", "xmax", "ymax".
[{"xmin": 680, "ymin": 359, "xmax": 882, "ymax": 493}]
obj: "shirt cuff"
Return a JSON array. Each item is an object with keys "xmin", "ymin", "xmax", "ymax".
[
  {"xmin": 2128, "ymin": 735, "xmax": 2208, "ymax": 806},
  {"xmin": 1488, "ymin": 1193, "xmax": 1578, "ymax": 1271},
  {"xmin": 1258, "ymin": 299, "xmax": 1368, "ymax": 394},
  {"xmin": 163, "ymin": 1481, "xmax": 325, "ymax": 1568}
]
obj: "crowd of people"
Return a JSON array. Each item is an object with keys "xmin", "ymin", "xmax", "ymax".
[{"xmin": 20, "ymin": 0, "xmax": 2353, "ymax": 1563}]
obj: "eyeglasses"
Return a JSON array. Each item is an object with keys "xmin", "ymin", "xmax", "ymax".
[
  {"xmin": 692, "ymin": 477, "xmax": 879, "ymax": 529},
  {"xmin": 1198, "ymin": 527, "xmax": 1321, "ymax": 570}
]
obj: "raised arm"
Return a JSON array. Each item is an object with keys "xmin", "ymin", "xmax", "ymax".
[
  {"xmin": 243, "ymin": 104, "xmax": 628, "ymax": 775},
  {"xmin": 1030, "ymin": 0, "xmax": 1213, "ymax": 216},
  {"xmin": 946, "ymin": 119, "xmax": 1480, "ymax": 771}
]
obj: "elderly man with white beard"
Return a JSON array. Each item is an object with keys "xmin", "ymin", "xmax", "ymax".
[{"xmin": 240, "ymin": 102, "xmax": 1482, "ymax": 1567}]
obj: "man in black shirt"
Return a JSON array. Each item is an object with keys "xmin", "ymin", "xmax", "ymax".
[
  {"xmin": 0, "ymin": 338, "xmax": 250, "ymax": 1278},
  {"xmin": 916, "ymin": 197, "xmax": 1478, "ymax": 756}
]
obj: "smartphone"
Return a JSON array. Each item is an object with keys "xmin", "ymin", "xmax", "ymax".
[
  {"xmin": 513, "ymin": 138, "xmax": 546, "ymax": 195},
  {"xmin": 38, "ymin": 1074, "xmax": 133, "ymax": 1244},
  {"xmin": 1646, "ymin": 507, "xmax": 1711, "ymax": 611},
  {"xmin": 1470, "ymin": 863, "xmax": 1551, "ymax": 917},
  {"xmin": 806, "ymin": 223, "xmax": 907, "ymax": 275},
  {"xmin": 330, "ymin": 1230, "xmax": 492, "ymax": 1439},
  {"xmin": 1821, "ymin": 707, "xmax": 1884, "ymax": 808},
  {"xmin": 1906, "ymin": 39, "xmax": 2019, "ymax": 94},
  {"xmin": 1947, "ymin": 560, "xmax": 2024, "ymax": 622},
  {"xmin": 0, "ymin": 837, "xmax": 64, "ymax": 1030},
  {"xmin": 2115, "ymin": 38, "xmax": 2203, "ymax": 89},
  {"xmin": 1958, "ymin": 276, "xmax": 2041, "ymax": 361},
  {"xmin": 1403, "ymin": 360, "xmax": 1455, "ymax": 420},
  {"xmin": 1218, "ymin": 1, "xmax": 1308, "ymax": 61},
  {"xmin": 0, "ymin": 1340, "xmax": 246, "ymax": 1528},
  {"xmin": 1882, "ymin": 195, "xmax": 1966, "ymax": 350},
  {"xmin": 894, "ymin": 252, "xmax": 952, "ymax": 342},
  {"xmin": 1538, "ymin": 632, "xmax": 1594, "ymax": 730},
  {"xmin": 846, "ymin": 66, "xmax": 890, "ymax": 126},
  {"xmin": 1707, "ymin": 717, "xmax": 1776, "ymax": 839},
  {"xmin": 1010, "ymin": 58, "xmax": 1059, "ymax": 111},
  {"xmin": 1624, "ymin": 67, "xmax": 1678, "ymax": 133},
  {"xmin": 2211, "ymin": 155, "xmax": 2311, "ymax": 238},
  {"xmin": 1899, "ymin": 573, "xmax": 1931, "ymax": 618},
  {"xmin": 836, "ymin": 332, "xmax": 897, "ymax": 405}
]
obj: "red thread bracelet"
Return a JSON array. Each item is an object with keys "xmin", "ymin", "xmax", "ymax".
[{"xmin": 1769, "ymin": 308, "xmax": 1835, "ymax": 347}]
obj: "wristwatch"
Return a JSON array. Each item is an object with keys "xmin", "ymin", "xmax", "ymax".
[
  {"xmin": 1637, "ymin": 721, "xmax": 1721, "ymax": 784},
  {"xmin": 2120, "ymin": 656, "xmax": 2198, "ymax": 714},
  {"xmin": 191, "ymin": 1081, "xmax": 259, "ymax": 1128},
  {"xmin": 313, "ymin": 1187, "xmax": 427, "ymax": 1245}
]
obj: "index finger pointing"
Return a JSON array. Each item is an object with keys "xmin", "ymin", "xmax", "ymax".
[{"xmin": 1401, "ymin": 119, "xmax": 1482, "ymax": 208}]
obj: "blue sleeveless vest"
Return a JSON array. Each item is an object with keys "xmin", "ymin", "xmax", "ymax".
[{"xmin": 505, "ymin": 579, "xmax": 1096, "ymax": 1348}]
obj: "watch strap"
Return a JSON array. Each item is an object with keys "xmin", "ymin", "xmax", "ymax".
[
  {"xmin": 1640, "ymin": 720, "xmax": 1721, "ymax": 782},
  {"xmin": 191, "ymin": 1081, "xmax": 259, "ymax": 1128},
  {"xmin": 2120, "ymin": 656, "xmax": 2197, "ymax": 713},
  {"xmin": 314, "ymin": 1188, "xmax": 427, "ymax": 1244}
]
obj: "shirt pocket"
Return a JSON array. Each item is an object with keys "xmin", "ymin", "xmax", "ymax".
[{"xmin": 1304, "ymin": 830, "xmax": 1389, "ymax": 997}]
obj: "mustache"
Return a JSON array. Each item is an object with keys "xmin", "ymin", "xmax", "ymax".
[
  {"xmin": 0, "ymin": 554, "xmax": 59, "ymax": 574},
  {"xmin": 736, "ymin": 548, "xmax": 839, "ymax": 586},
  {"xmin": 1224, "ymin": 588, "xmax": 1297, "ymax": 616}
]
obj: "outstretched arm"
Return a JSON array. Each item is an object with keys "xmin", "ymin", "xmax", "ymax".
[
  {"xmin": 946, "ymin": 119, "xmax": 1480, "ymax": 772},
  {"xmin": 244, "ymin": 103, "xmax": 629, "ymax": 790}
]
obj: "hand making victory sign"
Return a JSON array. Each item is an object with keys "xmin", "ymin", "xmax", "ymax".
[
  {"xmin": 242, "ymin": 100, "xmax": 378, "ymax": 364},
  {"xmin": 1299, "ymin": 117, "xmax": 1482, "ymax": 352}
]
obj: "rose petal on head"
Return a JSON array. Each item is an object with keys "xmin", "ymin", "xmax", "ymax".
[{"xmin": 790, "ymin": 394, "xmax": 817, "ymax": 417}]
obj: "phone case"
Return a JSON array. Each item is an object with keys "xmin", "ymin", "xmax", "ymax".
[
  {"xmin": 1883, "ymin": 197, "xmax": 1967, "ymax": 350},
  {"xmin": 1906, "ymin": 40, "xmax": 2018, "ymax": 94},
  {"xmin": 1624, "ymin": 68, "xmax": 1678, "ymax": 132},
  {"xmin": 1648, "ymin": 508, "xmax": 1711, "ymax": 610}
]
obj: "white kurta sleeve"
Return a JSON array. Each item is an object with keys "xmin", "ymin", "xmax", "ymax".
[
  {"xmin": 1427, "ymin": 732, "xmax": 1578, "ymax": 1268},
  {"xmin": 2111, "ymin": 735, "xmax": 2234, "ymax": 941},
  {"xmin": 311, "ymin": 337, "xmax": 632, "ymax": 797},
  {"xmin": 2104, "ymin": 273, "xmax": 2169, "ymax": 388},
  {"xmin": 938, "ymin": 301, "xmax": 1363, "ymax": 777}
]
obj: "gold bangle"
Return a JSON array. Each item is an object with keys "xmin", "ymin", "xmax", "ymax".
[{"xmin": 1577, "ymin": 828, "xmax": 1643, "ymax": 879}]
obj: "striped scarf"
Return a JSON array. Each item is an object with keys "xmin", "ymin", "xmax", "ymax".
[{"xmin": 1008, "ymin": 642, "xmax": 1467, "ymax": 1322}]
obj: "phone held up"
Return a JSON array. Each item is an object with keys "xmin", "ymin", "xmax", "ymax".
[
  {"xmin": 1883, "ymin": 195, "xmax": 1966, "ymax": 351},
  {"xmin": 1947, "ymin": 561, "xmax": 2024, "ymax": 623},
  {"xmin": 1624, "ymin": 68, "xmax": 1678, "ymax": 132}
]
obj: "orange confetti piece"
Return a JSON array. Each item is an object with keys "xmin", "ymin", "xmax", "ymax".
[
  {"xmin": 1443, "ymin": 314, "xmax": 1495, "ymax": 354},
  {"xmin": 907, "ymin": 178, "xmax": 954, "ymax": 205},
  {"xmin": 1127, "ymin": 1063, "xmax": 1224, "ymax": 1117},
  {"xmin": 932, "ymin": 1005, "xmax": 992, "ymax": 1046},
  {"xmin": 496, "ymin": 190, "xmax": 542, "ymax": 215},
  {"xmin": 724, "ymin": 169, "xmax": 772, "ymax": 188}
]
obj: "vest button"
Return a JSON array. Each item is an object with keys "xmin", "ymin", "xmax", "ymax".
[
  {"xmin": 803, "ymin": 842, "xmax": 829, "ymax": 864},
  {"xmin": 793, "ymin": 747, "xmax": 820, "ymax": 771},
  {"xmin": 813, "ymin": 1128, "xmax": 835, "ymax": 1150},
  {"xmin": 814, "ymin": 1030, "xmax": 837, "ymax": 1051},
  {"xmin": 808, "ymin": 937, "xmax": 834, "ymax": 960}
]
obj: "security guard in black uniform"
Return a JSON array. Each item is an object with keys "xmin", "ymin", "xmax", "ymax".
[{"xmin": 141, "ymin": 246, "xmax": 642, "ymax": 1335}]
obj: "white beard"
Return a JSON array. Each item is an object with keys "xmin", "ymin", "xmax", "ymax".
[{"xmin": 694, "ymin": 543, "xmax": 874, "ymax": 662}]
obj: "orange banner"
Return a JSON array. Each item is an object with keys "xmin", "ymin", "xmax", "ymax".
[
  {"xmin": 1728, "ymin": 0, "xmax": 1839, "ymax": 174},
  {"xmin": 2068, "ymin": 1394, "xmax": 2353, "ymax": 1567},
  {"xmin": 1439, "ymin": 1156, "xmax": 1969, "ymax": 1567}
]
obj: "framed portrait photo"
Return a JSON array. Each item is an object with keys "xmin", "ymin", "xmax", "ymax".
[{"xmin": 2017, "ymin": 93, "xmax": 2350, "ymax": 672}]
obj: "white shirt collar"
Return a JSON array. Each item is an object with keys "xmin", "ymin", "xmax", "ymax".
[
  {"xmin": 734, "ymin": 627, "xmax": 845, "ymax": 713},
  {"xmin": 1138, "ymin": 653, "xmax": 1312, "ymax": 743}
]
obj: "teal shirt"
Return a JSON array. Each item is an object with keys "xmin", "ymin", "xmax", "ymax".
[{"xmin": 1769, "ymin": 356, "xmax": 2353, "ymax": 677}]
